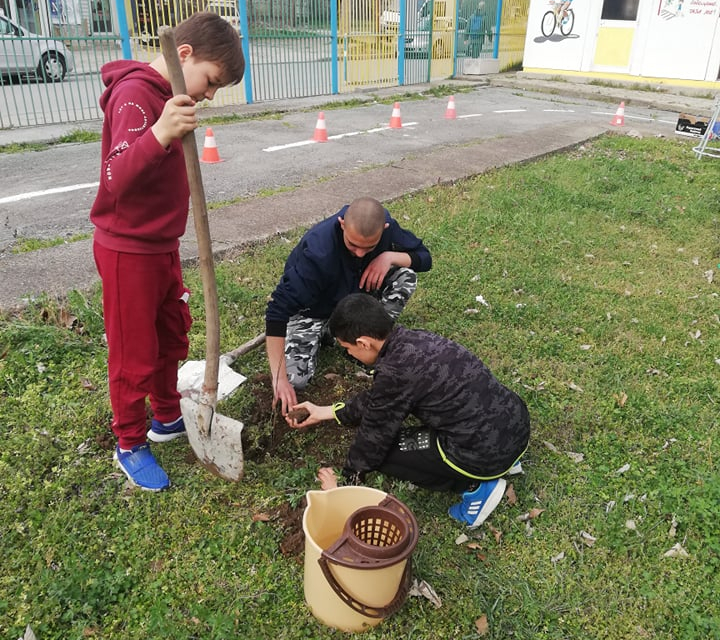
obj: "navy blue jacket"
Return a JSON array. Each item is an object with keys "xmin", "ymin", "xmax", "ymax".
[{"xmin": 265, "ymin": 205, "xmax": 432, "ymax": 337}]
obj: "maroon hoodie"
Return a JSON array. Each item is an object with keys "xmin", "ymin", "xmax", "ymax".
[{"xmin": 90, "ymin": 60, "xmax": 190, "ymax": 254}]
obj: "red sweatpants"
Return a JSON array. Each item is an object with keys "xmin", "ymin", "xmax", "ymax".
[{"xmin": 94, "ymin": 242, "xmax": 191, "ymax": 449}]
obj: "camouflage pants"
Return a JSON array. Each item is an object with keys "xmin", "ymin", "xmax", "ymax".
[{"xmin": 285, "ymin": 266, "xmax": 418, "ymax": 389}]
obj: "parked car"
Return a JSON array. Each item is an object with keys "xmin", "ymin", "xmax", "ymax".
[
  {"xmin": 380, "ymin": 0, "xmax": 465, "ymax": 59},
  {"xmin": 0, "ymin": 14, "xmax": 74, "ymax": 82},
  {"xmin": 205, "ymin": 0, "xmax": 240, "ymax": 29}
]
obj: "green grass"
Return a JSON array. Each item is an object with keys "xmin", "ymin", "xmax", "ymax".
[
  {"xmin": 2, "ymin": 134, "xmax": 720, "ymax": 639},
  {"xmin": 202, "ymin": 85, "xmax": 473, "ymax": 127},
  {"xmin": 11, "ymin": 232, "xmax": 92, "ymax": 253},
  {"xmin": 0, "ymin": 129, "xmax": 100, "ymax": 154}
]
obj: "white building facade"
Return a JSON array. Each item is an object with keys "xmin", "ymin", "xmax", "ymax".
[{"xmin": 523, "ymin": 0, "xmax": 720, "ymax": 87}]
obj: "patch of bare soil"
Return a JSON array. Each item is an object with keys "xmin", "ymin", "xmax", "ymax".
[
  {"xmin": 241, "ymin": 365, "xmax": 371, "ymax": 558},
  {"xmin": 273, "ymin": 499, "xmax": 307, "ymax": 560}
]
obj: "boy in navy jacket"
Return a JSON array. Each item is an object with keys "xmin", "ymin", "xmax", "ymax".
[{"xmin": 265, "ymin": 196, "xmax": 431, "ymax": 414}]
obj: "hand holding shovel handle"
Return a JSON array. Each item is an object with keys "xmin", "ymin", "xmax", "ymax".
[{"xmin": 159, "ymin": 26, "xmax": 219, "ymax": 434}]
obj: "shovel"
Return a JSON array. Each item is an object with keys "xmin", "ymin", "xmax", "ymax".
[{"xmin": 159, "ymin": 26, "xmax": 246, "ymax": 481}]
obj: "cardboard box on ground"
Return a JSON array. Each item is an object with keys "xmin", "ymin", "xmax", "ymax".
[{"xmin": 676, "ymin": 112, "xmax": 720, "ymax": 138}]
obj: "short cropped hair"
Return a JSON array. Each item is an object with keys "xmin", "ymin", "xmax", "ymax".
[
  {"xmin": 343, "ymin": 197, "xmax": 386, "ymax": 238},
  {"xmin": 328, "ymin": 294, "xmax": 395, "ymax": 343},
  {"xmin": 174, "ymin": 12, "xmax": 245, "ymax": 86}
]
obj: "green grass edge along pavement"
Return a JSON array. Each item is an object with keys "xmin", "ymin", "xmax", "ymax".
[{"xmin": 1, "ymin": 134, "xmax": 719, "ymax": 639}]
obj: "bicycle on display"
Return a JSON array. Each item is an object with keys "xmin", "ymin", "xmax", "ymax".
[{"xmin": 541, "ymin": 1, "xmax": 574, "ymax": 37}]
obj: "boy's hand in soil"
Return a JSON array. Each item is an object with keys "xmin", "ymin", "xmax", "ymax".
[
  {"xmin": 285, "ymin": 401, "xmax": 333, "ymax": 428},
  {"xmin": 317, "ymin": 467, "xmax": 338, "ymax": 490}
]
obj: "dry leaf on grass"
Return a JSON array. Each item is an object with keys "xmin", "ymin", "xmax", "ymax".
[
  {"xmin": 517, "ymin": 508, "xmax": 545, "ymax": 522},
  {"xmin": 615, "ymin": 463, "xmax": 631, "ymax": 475},
  {"xmin": 567, "ymin": 381, "xmax": 584, "ymax": 392},
  {"xmin": 551, "ymin": 551, "xmax": 565, "ymax": 564},
  {"xmin": 505, "ymin": 483, "xmax": 517, "ymax": 505},
  {"xmin": 663, "ymin": 543, "xmax": 689, "ymax": 558},
  {"xmin": 455, "ymin": 533, "xmax": 469, "ymax": 545},
  {"xmin": 252, "ymin": 513, "xmax": 271, "ymax": 522},
  {"xmin": 59, "ymin": 308, "xmax": 79, "ymax": 330},
  {"xmin": 81, "ymin": 378, "xmax": 97, "ymax": 391},
  {"xmin": 21, "ymin": 625, "xmax": 37, "ymax": 640},
  {"xmin": 487, "ymin": 523, "xmax": 502, "ymax": 544},
  {"xmin": 579, "ymin": 530, "xmax": 597, "ymax": 546},
  {"xmin": 565, "ymin": 451, "xmax": 584, "ymax": 463},
  {"xmin": 408, "ymin": 579, "xmax": 442, "ymax": 608},
  {"xmin": 475, "ymin": 615, "xmax": 489, "ymax": 635},
  {"xmin": 613, "ymin": 391, "xmax": 628, "ymax": 407}
]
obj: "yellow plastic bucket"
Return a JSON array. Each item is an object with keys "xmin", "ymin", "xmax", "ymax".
[{"xmin": 302, "ymin": 486, "xmax": 418, "ymax": 632}]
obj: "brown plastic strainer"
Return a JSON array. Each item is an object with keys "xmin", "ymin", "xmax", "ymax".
[{"xmin": 318, "ymin": 494, "xmax": 419, "ymax": 618}]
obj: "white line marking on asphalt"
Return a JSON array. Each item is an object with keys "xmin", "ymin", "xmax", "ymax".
[
  {"xmin": 263, "ymin": 122, "xmax": 418, "ymax": 152},
  {"xmin": 544, "ymin": 109, "xmax": 575, "ymax": 112},
  {"xmin": 0, "ymin": 182, "xmax": 99, "ymax": 204},
  {"xmin": 591, "ymin": 111, "xmax": 654, "ymax": 122},
  {"xmin": 493, "ymin": 109, "xmax": 527, "ymax": 113},
  {"xmin": 458, "ymin": 113, "xmax": 482, "ymax": 119}
]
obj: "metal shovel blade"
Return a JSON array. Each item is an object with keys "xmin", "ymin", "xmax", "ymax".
[{"xmin": 181, "ymin": 397, "xmax": 245, "ymax": 481}]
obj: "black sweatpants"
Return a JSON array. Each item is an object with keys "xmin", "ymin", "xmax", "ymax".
[{"xmin": 376, "ymin": 428, "xmax": 474, "ymax": 493}]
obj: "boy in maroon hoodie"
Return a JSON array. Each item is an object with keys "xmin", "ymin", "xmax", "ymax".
[{"xmin": 90, "ymin": 12, "xmax": 244, "ymax": 491}]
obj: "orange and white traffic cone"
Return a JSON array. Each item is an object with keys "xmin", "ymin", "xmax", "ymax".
[
  {"xmin": 199, "ymin": 127, "xmax": 223, "ymax": 163},
  {"xmin": 445, "ymin": 95, "xmax": 457, "ymax": 119},
  {"xmin": 389, "ymin": 102, "xmax": 403, "ymax": 129},
  {"xmin": 312, "ymin": 111, "xmax": 328, "ymax": 142},
  {"xmin": 610, "ymin": 101, "xmax": 625, "ymax": 126}
]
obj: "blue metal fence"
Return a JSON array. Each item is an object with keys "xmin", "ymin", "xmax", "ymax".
[{"xmin": 0, "ymin": 0, "xmax": 527, "ymax": 129}]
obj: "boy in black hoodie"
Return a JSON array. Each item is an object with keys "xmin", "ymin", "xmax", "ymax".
[{"xmin": 288, "ymin": 293, "xmax": 530, "ymax": 528}]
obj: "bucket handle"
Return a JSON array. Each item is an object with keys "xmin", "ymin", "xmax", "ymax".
[{"xmin": 317, "ymin": 555, "xmax": 413, "ymax": 619}]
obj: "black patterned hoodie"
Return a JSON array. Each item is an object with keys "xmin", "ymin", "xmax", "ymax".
[{"xmin": 336, "ymin": 326, "xmax": 530, "ymax": 481}]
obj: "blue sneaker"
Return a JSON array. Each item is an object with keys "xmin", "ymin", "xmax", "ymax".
[
  {"xmin": 148, "ymin": 416, "xmax": 186, "ymax": 443},
  {"xmin": 114, "ymin": 444, "xmax": 170, "ymax": 491},
  {"xmin": 448, "ymin": 478, "xmax": 507, "ymax": 528}
]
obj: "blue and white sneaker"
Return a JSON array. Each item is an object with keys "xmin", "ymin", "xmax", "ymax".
[
  {"xmin": 114, "ymin": 444, "xmax": 170, "ymax": 491},
  {"xmin": 148, "ymin": 416, "xmax": 186, "ymax": 443},
  {"xmin": 448, "ymin": 478, "xmax": 507, "ymax": 528},
  {"xmin": 508, "ymin": 460, "xmax": 524, "ymax": 476}
]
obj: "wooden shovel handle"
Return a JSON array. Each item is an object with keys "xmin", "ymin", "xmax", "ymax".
[{"xmin": 159, "ymin": 27, "xmax": 219, "ymax": 399}]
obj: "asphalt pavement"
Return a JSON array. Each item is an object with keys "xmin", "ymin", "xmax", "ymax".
[{"xmin": 0, "ymin": 72, "xmax": 716, "ymax": 312}]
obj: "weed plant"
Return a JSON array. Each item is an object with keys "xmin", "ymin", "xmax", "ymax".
[{"xmin": 1, "ymin": 135, "xmax": 719, "ymax": 639}]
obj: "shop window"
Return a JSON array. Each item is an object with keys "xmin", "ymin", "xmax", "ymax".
[{"xmin": 601, "ymin": 0, "xmax": 639, "ymax": 20}]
